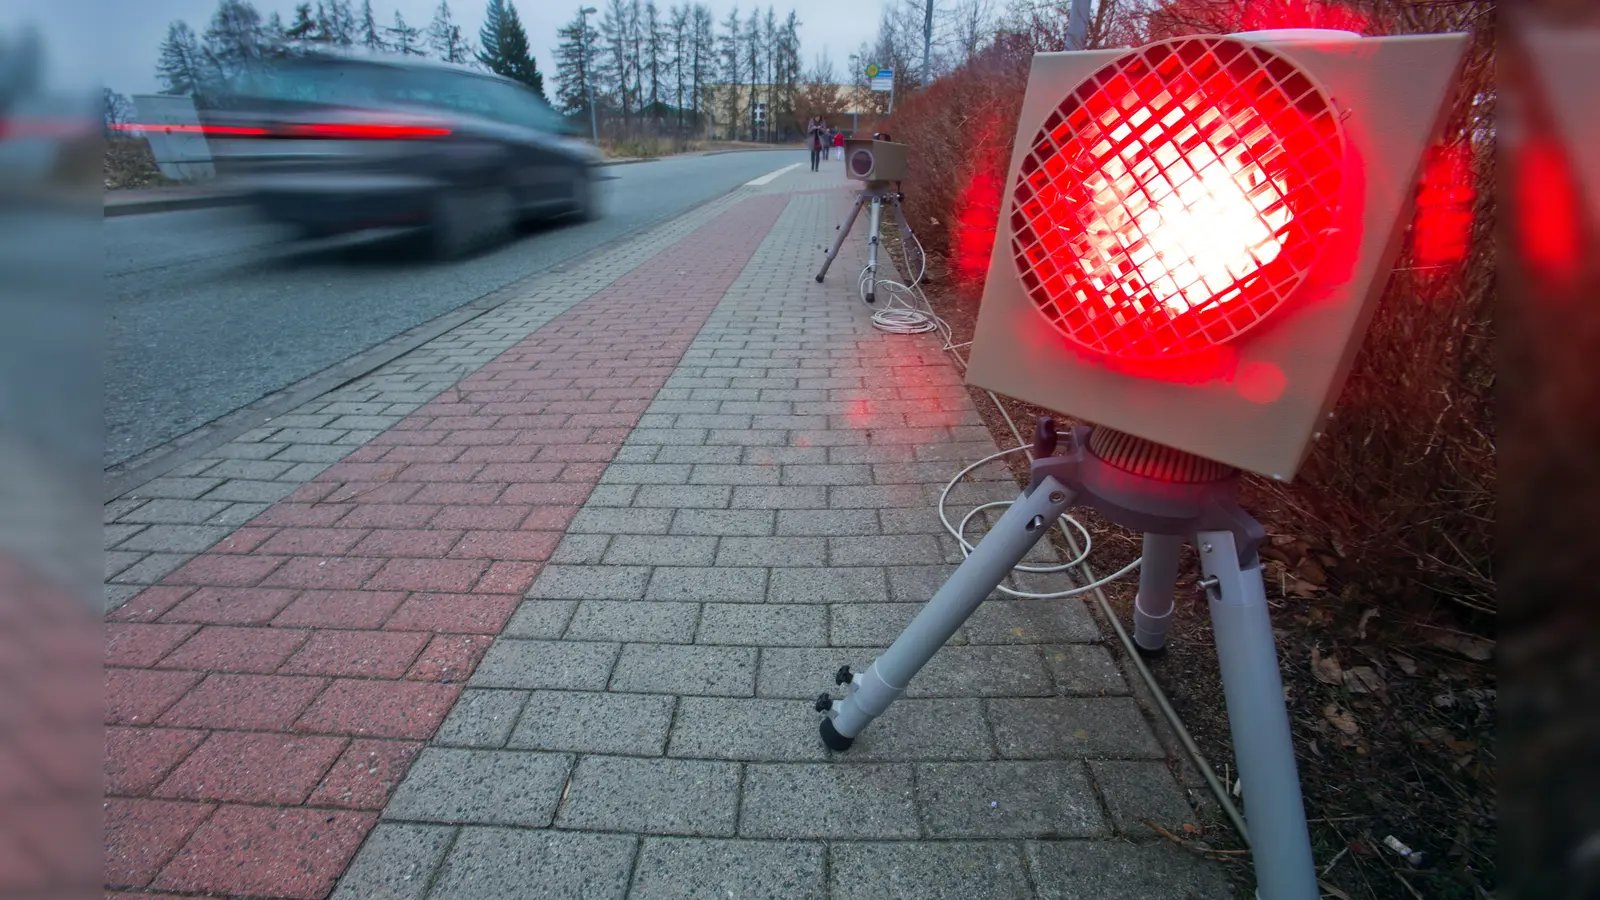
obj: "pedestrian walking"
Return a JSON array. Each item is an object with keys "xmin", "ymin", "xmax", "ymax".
[
  {"xmin": 808, "ymin": 117, "xmax": 826, "ymax": 171},
  {"xmin": 833, "ymin": 129, "xmax": 845, "ymax": 160}
]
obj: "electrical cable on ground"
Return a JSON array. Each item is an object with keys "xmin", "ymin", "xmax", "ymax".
[{"xmin": 857, "ymin": 219, "xmax": 1256, "ymax": 850}]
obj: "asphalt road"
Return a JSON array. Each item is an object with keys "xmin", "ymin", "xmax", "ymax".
[{"xmin": 105, "ymin": 150, "xmax": 808, "ymax": 468}]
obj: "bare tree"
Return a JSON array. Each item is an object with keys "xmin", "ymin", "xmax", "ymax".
[
  {"xmin": 719, "ymin": 6, "xmax": 743, "ymax": 139},
  {"xmin": 669, "ymin": 5, "xmax": 690, "ymax": 132},
  {"xmin": 645, "ymin": 0, "xmax": 665, "ymax": 126},
  {"xmin": 691, "ymin": 4, "xmax": 716, "ymax": 134}
]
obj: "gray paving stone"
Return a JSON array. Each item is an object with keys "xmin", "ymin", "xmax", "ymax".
[
  {"xmin": 272, "ymin": 444, "xmax": 356, "ymax": 463},
  {"xmin": 548, "ymin": 534, "xmax": 610, "ymax": 565},
  {"xmin": 612, "ymin": 444, "xmax": 659, "ymax": 462},
  {"xmin": 652, "ymin": 445, "xmax": 734, "ymax": 464},
  {"xmin": 569, "ymin": 507, "xmax": 674, "ymax": 535},
  {"xmin": 383, "ymin": 748, "xmax": 571, "ymax": 826},
  {"xmin": 776, "ymin": 508, "xmax": 880, "ymax": 536},
  {"xmin": 113, "ymin": 524, "xmax": 229, "ymax": 554},
  {"xmin": 740, "ymin": 764, "xmax": 917, "ymax": 839},
  {"xmin": 603, "ymin": 535, "xmax": 718, "ymax": 566},
  {"xmin": 566, "ymin": 601, "xmax": 700, "ymax": 643},
  {"xmin": 697, "ymin": 604, "xmax": 825, "ymax": 646},
  {"xmin": 829, "ymin": 842, "xmax": 1030, "ymax": 900},
  {"xmin": 830, "ymin": 603, "xmax": 957, "ymax": 647},
  {"xmin": 1043, "ymin": 645, "xmax": 1130, "ymax": 696},
  {"xmin": 1089, "ymin": 759, "xmax": 1200, "ymax": 837},
  {"xmin": 770, "ymin": 568, "xmax": 889, "ymax": 605},
  {"xmin": 117, "ymin": 499, "xmax": 232, "ymax": 524},
  {"xmin": 508, "ymin": 690, "xmax": 674, "ymax": 755},
  {"xmin": 330, "ymin": 823, "xmax": 455, "ymax": 900},
  {"xmin": 470, "ymin": 639, "xmax": 618, "ymax": 690},
  {"xmin": 828, "ymin": 445, "xmax": 916, "ymax": 465},
  {"xmin": 610, "ymin": 644, "xmax": 757, "ymax": 697},
  {"xmin": 202, "ymin": 479, "xmax": 303, "ymax": 503},
  {"xmin": 626, "ymin": 429, "xmax": 711, "ymax": 446},
  {"xmin": 428, "ymin": 827, "xmax": 635, "ymax": 900},
  {"xmin": 634, "ymin": 484, "xmax": 732, "ymax": 508},
  {"xmin": 667, "ymin": 698, "xmax": 828, "ymax": 762},
  {"xmin": 210, "ymin": 441, "xmax": 286, "ymax": 460},
  {"xmin": 717, "ymin": 536, "xmax": 825, "ymax": 567},
  {"xmin": 916, "ymin": 762, "xmax": 1107, "ymax": 838},
  {"xmin": 108, "ymin": 552, "xmax": 190, "ymax": 584},
  {"xmin": 989, "ymin": 698, "xmax": 1165, "ymax": 759},
  {"xmin": 644, "ymin": 566, "xmax": 767, "ymax": 604},
  {"xmin": 743, "ymin": 446, "xmax": 828, "ymax": 465},
  {"xmin": 758, "ymin": 647, "xmax": 886, "ymax": 699},
  {"xmin": 1026, "ymin": 840, "xmax": 1236, "ymax": 900},
  {"xmin": 584, "ymin": 484, "xmax": 640, "ymax": 506},
  {"xmin": 671, "ymin": 509, "xmax": 776, "ymax": 536},
  {"xmin": 877, "ymin": 506, "xmax": 953, "ymax": 535},
  {"xmin": 829, "ymin": 534, "xmax": 943, "ymax": 567},
  {"xmin": 556, "ymin": 755, "xmax": 741, "ymax": 836},
  {"xmin": 528, "ymin": 565, "xmax": 650, "ymax": 600},
  {"xmin": 689, "ymin": 463, "xmax": 780, "ymax": 486},
  {"xmin": 599, "ymin": 463, "xmax": 692, "ymax": 484},
  {"xmin": 631, "ymin": 838, "xmax": 825, "ymax": 900},
  {"xmin": 844, "ymin": 699, "xmax": 994, "ymax": 762},
  {"xmin": 103, "ymin": 523, "xmax": 145, "ymax": 548},
  {"xmin": 203, "ymin": 459, "xmax": 297, "ymax": 480},
  {"xmin": 435, "ymin": 690, "xmax": 527, "ymax": 748},
  {"xmin": 729, "ymin": 485, "xmax": 827, "ymax": 509},
  {"xmin": 207, "ymin": 502, "xmax": 271, "ymax": 526},
  {"xmin": 963, "ymin": 599, "xmax": 1101, "ymax": 644},
  {"xmin": 128, "ymin": 477, "xmax": 225, "ymax": 500},
  {"xmin": 829, "ymin": 484, "xmax": 928, "ymax": 508},
  {"xmin": 901, "ymin": 646, "xmax": 1055, "ymax": 698},
  {"xmin": 503, "ymin": 600, "xmax": 579, "ymax": 639}
]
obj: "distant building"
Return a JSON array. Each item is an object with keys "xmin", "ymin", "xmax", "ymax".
[{"xmin": 697, "ymin": 83, "xmax": 862, "ymax": 141}]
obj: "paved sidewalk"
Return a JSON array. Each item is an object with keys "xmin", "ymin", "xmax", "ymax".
[{"xmin": 104, "ymin": 172, "xmax": 1234, "ymax": 899}]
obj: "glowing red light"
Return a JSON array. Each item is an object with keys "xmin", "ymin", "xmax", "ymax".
[
  {"xmin": 1011, "ymin": 36, "xmax": 1345, "ymax": 361},
  {"xmin": 280, "ymin": 122, "xmax": 452, "ymax": 140},
  {"xmin": 1411, "ymin": 143, "xmax": 1475, "ymax": 267},
  {"xmin": 1516, "ymin": 138, "xmax": 1583, "ymax": 286}
]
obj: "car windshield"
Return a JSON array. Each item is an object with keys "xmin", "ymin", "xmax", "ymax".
[{"xmin": 224, "ymin": 59, "xmax": 563, "ymax": 131}]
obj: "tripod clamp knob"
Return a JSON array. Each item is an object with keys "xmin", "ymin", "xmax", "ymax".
[
  {"xmin": 834, "ymin": 665, "xmax": 854, "ymax": 686},
  {"xmin": 1035, "ymin": 417, "xmax": 1058, "ymax": 458},
  {"xmin": 814, "ymin": 693, "xmax": 834, "ymax": 712}
]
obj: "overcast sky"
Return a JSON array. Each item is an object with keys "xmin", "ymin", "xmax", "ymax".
[{"xmin": 4, "ymin": 0, "xmax": 885, "ymax": 98}]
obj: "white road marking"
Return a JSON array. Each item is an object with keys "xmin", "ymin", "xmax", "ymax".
[{"xmin": 745, "ymin": 163, "xmax": 802, "ymax": 186}]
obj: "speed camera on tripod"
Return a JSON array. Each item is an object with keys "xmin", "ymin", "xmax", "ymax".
[{"xmin": 844, "ymin": 137, "xmax": 909, "ymax": 183}]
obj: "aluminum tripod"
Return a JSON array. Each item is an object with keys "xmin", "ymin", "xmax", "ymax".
[
  {"xmin": 814, "ymin": 181, "xmax": 916, "ymax": 304},
  {"xmin": 813, "ymin": 419, "xmax": 1319, "ymax": 900}
]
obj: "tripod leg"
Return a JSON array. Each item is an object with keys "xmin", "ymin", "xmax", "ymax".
[
  {"xmin": 820, "ymin": 476, "xmax": 1076, "ymax": 750},
  {"xmin": 889, "ymin": 197, "xmax": 924, "ymax": 287},
  {"xmin": 816, "ymin": 197, "xmax": 866, "ymax": 283},
  {"xmin": 1197, "ymin": 529, "xmax": 1318, "ymax": 900},
  {"xmin": 864, "ymin": 197, "xmax": 884, "ymax": 304},
  {"xmin": 1132, "ymin": 532, "xmax": 1182, "ymax": 656}
]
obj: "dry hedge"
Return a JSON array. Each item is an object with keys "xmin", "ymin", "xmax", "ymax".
[{"xmin": 887, "ymin": 4, "xmax": 1495, "ymax": 626}]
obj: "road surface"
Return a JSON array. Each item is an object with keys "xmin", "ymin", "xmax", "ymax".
[{"xmin": 105, "ymin": 150, "xmax": 811, "ymax": 467}]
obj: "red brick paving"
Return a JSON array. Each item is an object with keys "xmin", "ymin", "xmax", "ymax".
[{"xmin": 104, "ymin": 193, "xmax": 788, "ymax": 898}]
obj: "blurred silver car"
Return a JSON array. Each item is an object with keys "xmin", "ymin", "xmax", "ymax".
[{"xmin": 197, "ymin": 49, "xmax": 602, "ymax": 257}]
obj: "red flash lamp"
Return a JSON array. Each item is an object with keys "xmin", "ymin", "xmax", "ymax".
[{"xmin": 967, "ymin": 31, "xmax": 1470, "ymax": 480}]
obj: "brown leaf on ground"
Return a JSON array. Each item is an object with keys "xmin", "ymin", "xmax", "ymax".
[
  {"xmin": 1430, "ymin": 631, "xmax": 1494, "ymax": 661},
  {"xmin": 1323, "ymin": 703, "xmax": 1360, "ymax": 735},
  {"xmin": 1392, "ymin": 653, "xmax": 1419, "ymax": 676},
  {"xmin": 1312, "ymin": 646, "xmax": 1344, "ymax": 685},
  {"xmin": 1343, "ymin": 666, "xmax": 1388, "ymax": 698}
]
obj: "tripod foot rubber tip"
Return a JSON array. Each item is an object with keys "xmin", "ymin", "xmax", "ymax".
[
  {"xmin": 815, "ymin": 274, "xmax": 824, "ymax": 283},
  {"xmin": 1134, "ymin": 642, "xmax": 1168, "ymax": 660},
  {"xmin": 819, "ymin": 718, "xmax": 854, "ymax": 752}
]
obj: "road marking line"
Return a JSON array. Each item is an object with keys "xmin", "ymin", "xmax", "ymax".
[{"xmin": 746, "ymin": 163, "xmax": 802, "ymax": 186}]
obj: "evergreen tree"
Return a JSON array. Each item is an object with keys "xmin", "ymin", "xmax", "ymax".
[
  {"xmin": 286, "ymin": 3, "xmax": 317, "ymax": 41},
  {"xmin": 156, "ymin": 20, "xmax": 205, "ymax": 95},
  {"xmin": 668, "ymin": 5, "xmax": 689, "ymax": 132},
  {"xmin": 690, "ymin": 4, "xmax": 715, "ymax": 134},
  {"xmin": 202, "ymin": 0, "xmax": 266, "ymax": 81},
  {"xmin": 600, "ymin": 0, "xmax": 634, "ymax": 127},
  {"xmin": 328, "ymin": 0, "xmax": 356, "ymax": 44},
  {"xmin": 428, "ymin": 1, "xmax": 473, "ymax": 62},
  {"xmin": 478, "ymin": 0, "xmax": 544, "ymax": 95},
  {"xmin": 553, "ymin": 8, "xmax": 600, "ymax": 117},
  {"xmin": 386, "ymin": 10, "xmax": 424, "ymax": 54},
  {"xmin": 360, "ymin": 0, "xmax": 385, "ymax": 50},
  {"xmin": 745, "ymin": 7, "xmax": 761, "ymax": 140},
  {"xmin": 644, "ymin": 1, "xmax": 663, "ymax": 119},
  {"xmin": 718, "ymin": 6, "xmax": 742, "ymax": 139},
  {"xmin": 264, "ymin": 11, "xmax": 286, "ymax": 43}
]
